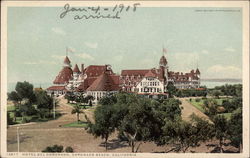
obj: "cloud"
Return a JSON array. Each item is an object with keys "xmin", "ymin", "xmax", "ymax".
[
  {"xmin": 84, "ymin": 42, "xmax": 98, "ymax": 49},
  {"xmin": 51, "ymin": 55, "xmax": 65, "ymax": 60},
  {"xmin": 201, "ymin": 50, "xmax": 209, "ymax": 54},
  {"xmin": 24, "ymin": 60, "xmax": 56, "ymax": 65},
  {"xmin": 51, "ymin": 27, "xmax": 66, "ymax": 35},
  {"xmin": 24, "ymin": 62, "xmax": 38, "ymax": 65},
  {"xmin": 206, "ymin": 65, "xmax": 242, "ymax": 79},
  {"xmin": 224, "ymin": 47, "xmax": 236, "ymax": 52},
  {"xmin": 76, "ymin": 53, "xmax": 94, "ymax": 60},
  {"xmin": 170, "ymin": 52, "xmax": 199, "ymax": 72}
]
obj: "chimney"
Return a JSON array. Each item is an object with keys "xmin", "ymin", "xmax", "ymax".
[{"xmin": 81, "ymin": 64, "xmax": 84, "ymax": 74}]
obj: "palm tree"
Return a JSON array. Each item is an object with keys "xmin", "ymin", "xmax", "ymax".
[{"xmin": 71, "ymin": 105, "xmax": 83, "ymax": 123}]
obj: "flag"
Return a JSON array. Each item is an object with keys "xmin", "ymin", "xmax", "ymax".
[
  {"xmin": 66, "ymin": 47, "xmax": 74, "ymax": 56},
  {"xmin": 67, "ymin": 47, "xmax": 74, "ymax": 53}
]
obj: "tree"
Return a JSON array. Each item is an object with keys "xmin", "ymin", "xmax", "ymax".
[
  {"xmin": 159, "ymin": 114, "xmax": 213, "ymax": 153},
  {"xmin": 113, "ymin": 94, "xmax": 161, "ymax": 153},
  {"xmin": 65, "ymin": 92, "xmax": 75, "ymax": 103},
  {"xmin": 85, "ymin": 96, "xmax": 117, "ymax": 151},
  {"xmin": 35, "ymin": 90, "xmax": 54, "ymax": 118},
  {"xmin": 15, "ymin": 81, "xmax": 36, "ymax": 103},
  {"xmin": 211, "ymin": 90, "xmax": 221, "ymax": 99},
  {"xmin": 7, "ymin": 91, "xmax": 22, "ymax": 105},
  {"xmin": 71, "ymin": 105, "xmax": 83, "ymax": 123},
  {"xmin": 19, "ymin": 103, "xmax": 33, "ymax": 123},
  {"xmin": 228, "ymin": 108, "xmax": 242, "ymax": 152},
  {"xmin": 167, "ymin": 82, "xmax": 177, "ymax": 98},
  {"xmin": 212, "ymin": 115, "xmax": 228, "ymax": 153}
]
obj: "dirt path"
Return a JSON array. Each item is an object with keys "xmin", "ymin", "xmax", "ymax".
[{"xmin": 179, "ymin": 98, "xmax": 211, "ymax": 122}]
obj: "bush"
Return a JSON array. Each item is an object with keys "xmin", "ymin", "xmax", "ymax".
[
  {"xmin": 7, "ymin": 112, "xmax": 14, "ymax": 125},
  {"xmin": 42, "ymin": 145, "xmax": 63, "ymax": 152},
  {"xmin": 21, "ymin": 117, "xmax": 28, "ymax": 123},
  {"xmin": 195, "ymin": 98, "xmax": 201, "ymax": 102},
  {"xmin": 65, "ymin": 146, "xmax": 74, "ymax": 152}
]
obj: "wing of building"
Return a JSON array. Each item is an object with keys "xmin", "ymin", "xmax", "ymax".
[{"xmin": 47, "ymin": 49, "xmax": 200, "ymax": 103}]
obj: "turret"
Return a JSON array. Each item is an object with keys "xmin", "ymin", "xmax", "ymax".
[
  {"xmin": 196, "ymin": 68, "xmax": 200, "ymax": 78},
  {"xmin": 64, "ymin": 56, "xmax": 71, "ymax": 67},
  {"xmin": 73, "ymin": 64, "xmax": 80, "ymax": 80},
  {"xmin": 159, "ymin": 48, "xmax": 169, "ymax": 91}
]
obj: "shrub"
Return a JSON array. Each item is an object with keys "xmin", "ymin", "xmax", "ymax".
[
  {"xmin": 195, "ymin": 98, "xmax": 201, "ymax": 102},
  {"xmin": 65, "ymin": 146, "xmax": 74, "ymax": 152},
  {"xmin": 42, "ymin": 145, "xmax": 64, "ymax": 152},
  {"xmin": 21, "ymin": 117, "xmax": 28, "ymax": 123}
]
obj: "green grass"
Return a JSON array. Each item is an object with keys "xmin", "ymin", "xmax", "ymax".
[
  {"xmin": 188, "ymin": 99, "xmax": 205, "ymax": 113},
  {"xmin": 62, "ymin": 121, "xmax": 88, "ymax": 128},
  {"xmin": 7, "ymin": 105, "xmax": 16, "ymax": 112},
  {"xmin": 218, "ymin": 113, "xmax": 232, "ymax": 120},
  {"xmin": 67, "ymin": 103, "xmax": 93, "ymax": 109}
]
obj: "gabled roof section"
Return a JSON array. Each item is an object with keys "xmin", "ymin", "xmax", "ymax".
[
  {"xmin": 84, "ymin": 65, "xmax": 114, "ymax": 77},
  {"xmin": 86, "ymin": 72, "xmax": 120, "ymax": 91},
  {"xmin": 145, "ymin": 69, "xmax": 157, "ymax": 78}
]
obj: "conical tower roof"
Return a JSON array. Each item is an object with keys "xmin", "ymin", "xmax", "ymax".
[
  {"xmin": 159, "ymin": 55, "xmax": 167, "ymax": 66},
  {"xmin": 73, "ymin": 64, "xmax": 80, "ymax": 73},
  {"xmin": 64, "ymin": 56, "xmax": 71, "ymax": 65}
]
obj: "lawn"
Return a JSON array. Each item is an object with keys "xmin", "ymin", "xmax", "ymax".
[
  {"xmin": 62, "ymin": 121, "xmax": 88, "ymax": 128},
  {"xmin": 188, "ymin": 99, "xmax": 205, "ymax": 113},
  {"xmin": 188, "ymin": 98, "xmax": 233, "ymax": 119},
  {"xmin": 218, "ymin": 113, "xmax": 232, "ymax": 120},
  {"xmin": 7, "ymin": 105, "xmax": 16, "ymax": 112},
  {"xmin": 67, "ymin": 103, "xmax": 93, "ymax": 109}
]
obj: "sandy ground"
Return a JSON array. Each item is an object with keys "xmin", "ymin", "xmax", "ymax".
[{"xmin": 7, "ymin": 97, "xmax": 237, "ymax": 153}]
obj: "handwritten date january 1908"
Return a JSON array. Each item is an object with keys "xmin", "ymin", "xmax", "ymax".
[{"xmin": 60, "ymin": 3, "xmax": 140, "ymax": 20}]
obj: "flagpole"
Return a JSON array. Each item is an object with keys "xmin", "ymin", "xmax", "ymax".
[{"xmin": 66, "ymin": 47, "xmax": 68, "ymax": 56}]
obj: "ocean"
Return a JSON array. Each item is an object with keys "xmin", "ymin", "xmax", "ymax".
[{"xmin": 201, "ymin": 81, "xmax": 242, "ymax": 88}]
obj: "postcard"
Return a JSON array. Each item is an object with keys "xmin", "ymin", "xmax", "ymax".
[{"xmin": 1, "ymin": 1, "xmax": 249, "ymax": 158}]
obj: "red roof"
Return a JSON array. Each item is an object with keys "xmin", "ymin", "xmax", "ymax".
[
  {"xmin": 84, "ymin": 65, "xmax": 114, "ymax": 77},
  {"xmin": 73, "ymin": 64, "xmax": 80, "ymax": 73},
  {"xmin": 47, "ymin": 86, "xmax": 66, "ymax": 91},
  {"xmin": 145, "ymin": 70, "xmax": 157, "ymax": 78},
  {"xmin": 86, "ymin": 73, "xmax": 120, "ymax": 91},
  {"xmin": 64, "ymin": 56, "xmax": 71, "ymax": 65},
  {"xmin": 121, "ymin": 69, "xmax": 150, "ymax": 76},
  {"xmin": 53, "ymin": 67, "xmax": 73, "ymax": 84}
]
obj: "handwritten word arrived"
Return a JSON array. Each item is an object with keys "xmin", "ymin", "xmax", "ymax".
[{"xmin": 60, "ymin": 3, "xmax": 140, "ymax": 20}]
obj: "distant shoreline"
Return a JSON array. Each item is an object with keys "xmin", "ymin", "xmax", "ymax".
[{"xmin": 201, "ymin": 78, "xmax": 242, "ymax": 83}]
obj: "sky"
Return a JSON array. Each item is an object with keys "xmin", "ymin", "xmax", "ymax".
[{"xmin": 7, "ymin": 6, "xmax": 242, "ymax": 85}]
